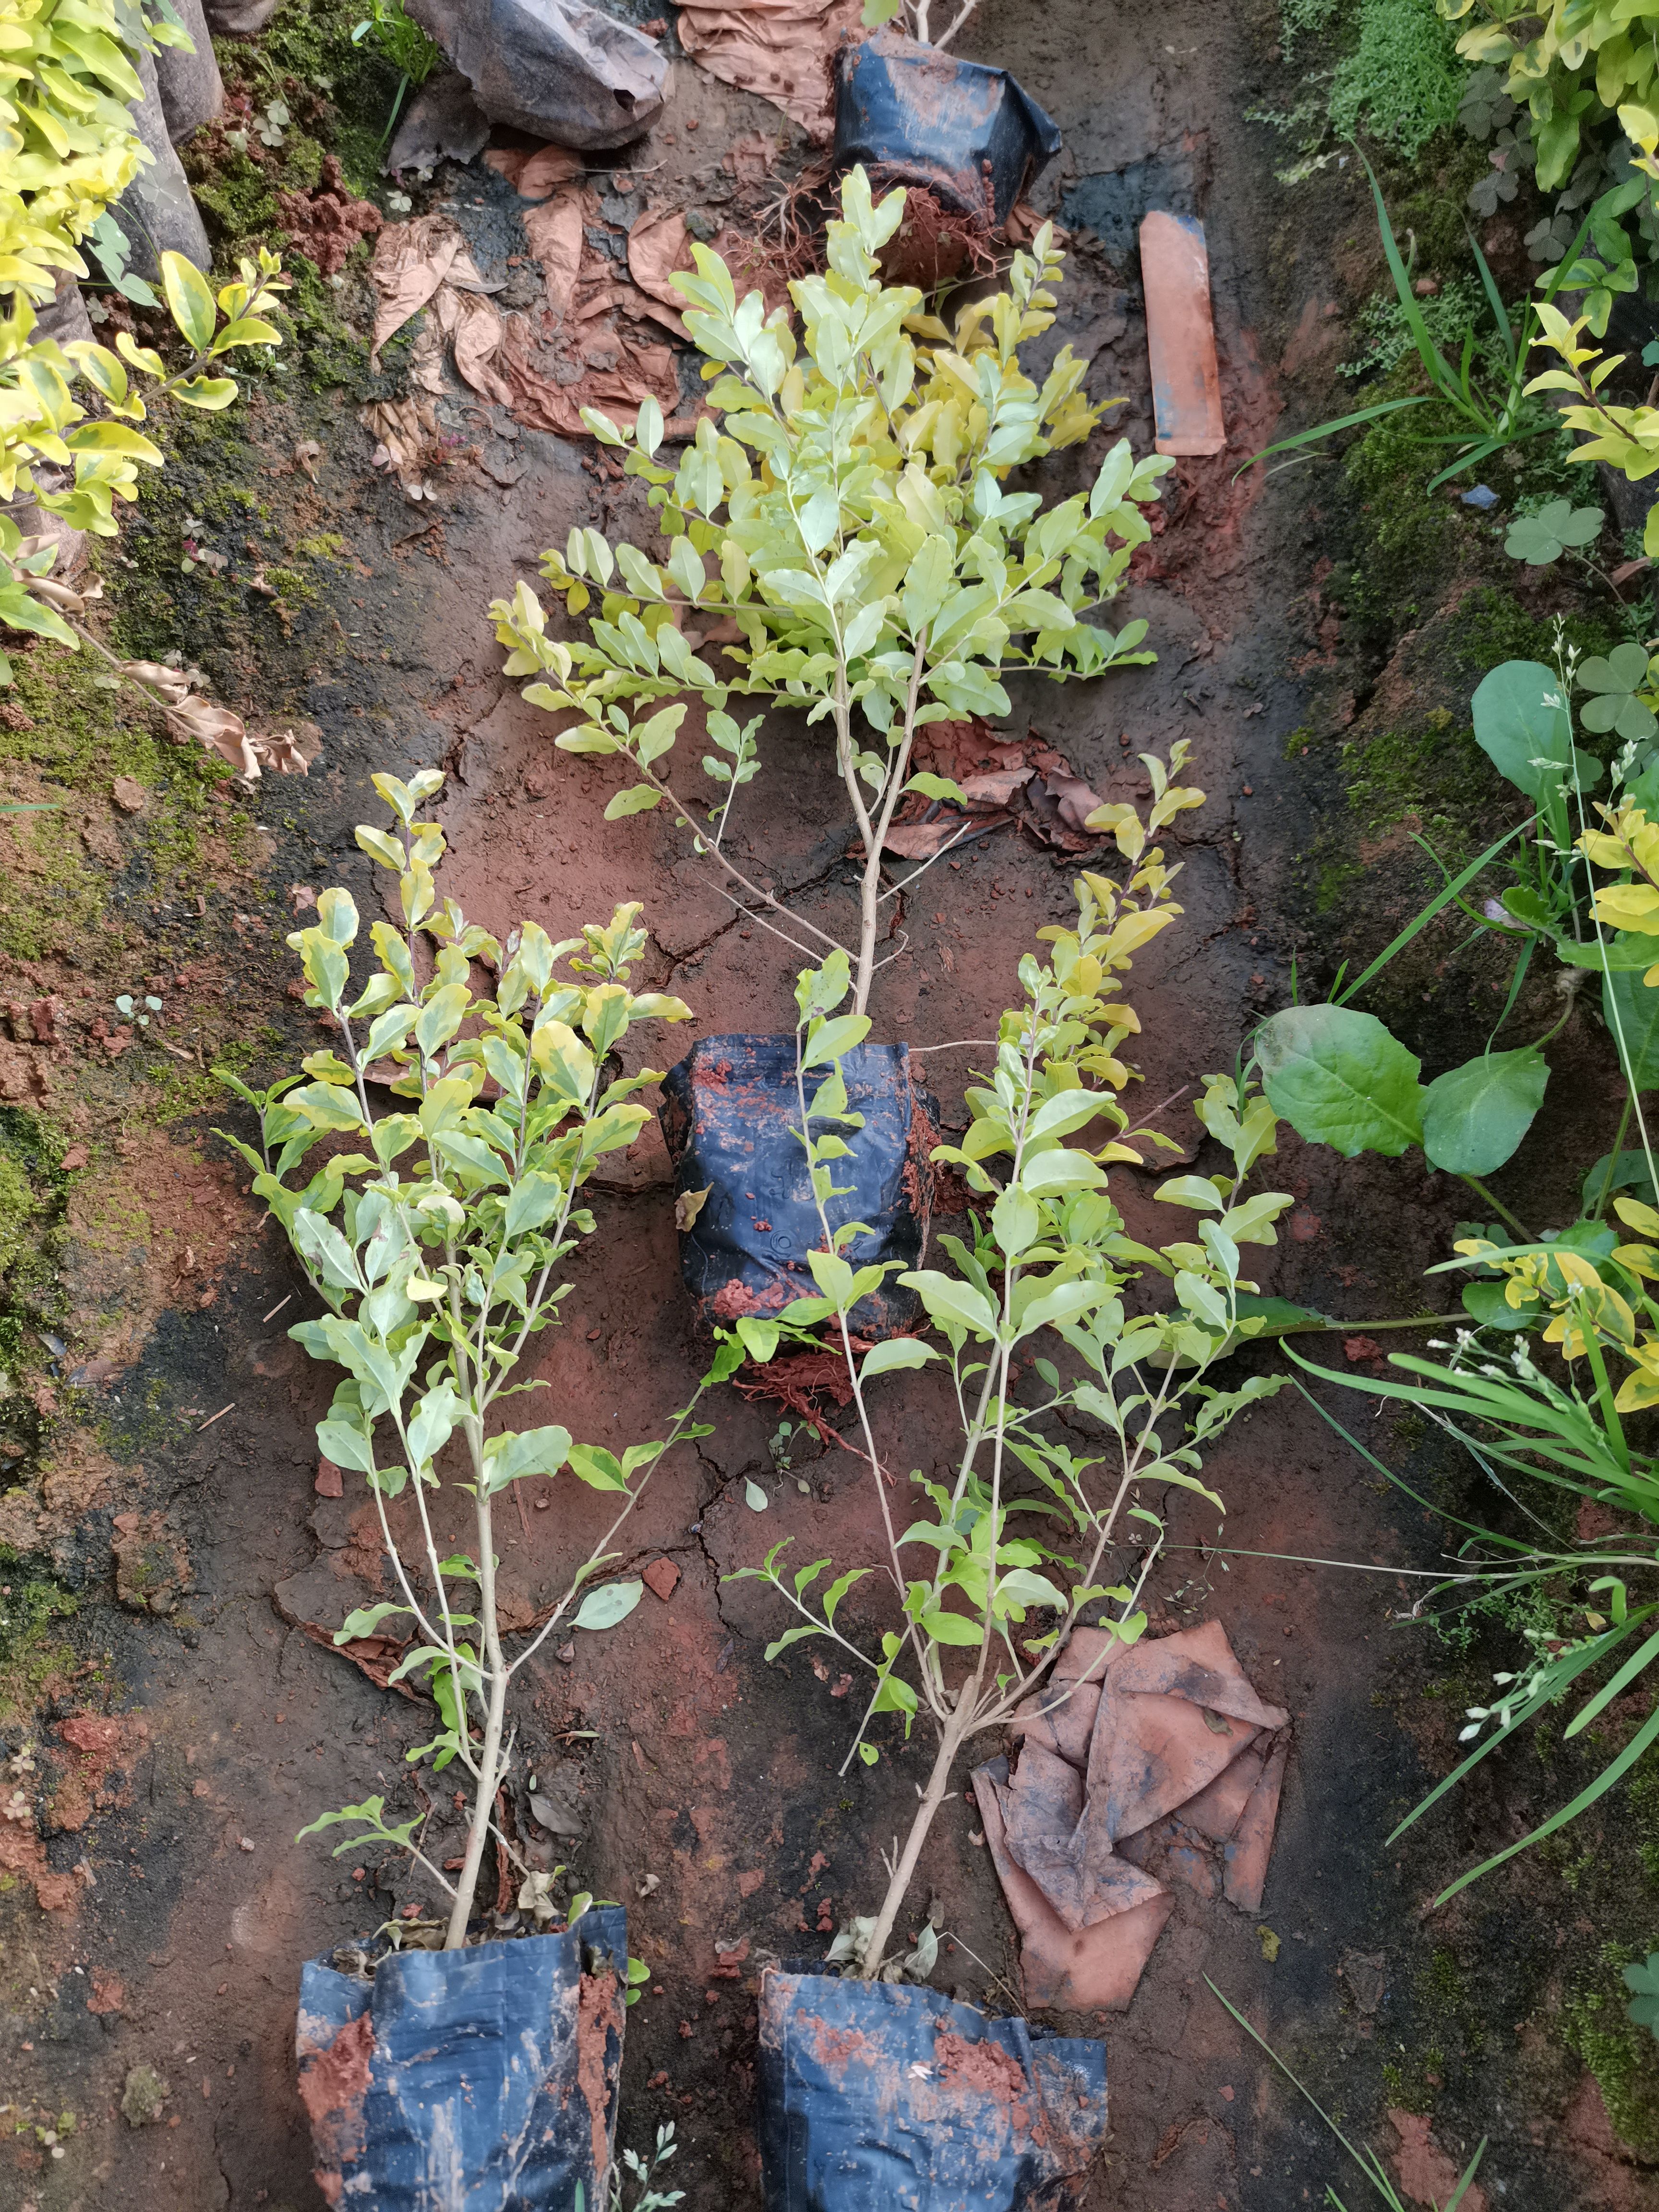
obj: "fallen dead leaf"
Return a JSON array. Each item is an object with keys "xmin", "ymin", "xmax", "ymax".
[
  {"xmin": 165, "ymin": 698, "xmax": 258, "ymax": 778},
  {"xmin": 360, "ymin": 397, "xmax": 440, "ymax": 499},
  {"xmin": 879, "ymin": 815, "xmax": 1007, "ymax": 862},
  {"xmin": 120, "ymin": 659, "xmax": 193, "ymax": 707},
  {"xmin": 293, "ymin": 439, "xmax": 322, "ymax": 482},
  {"xmin": 524, "ymin": 189, "xmax": 589, "ymax": 319},
  {"xmin": 627, "ymin": 206, "xmax": 693, "ymax": 337},
  {"xmin": 485, "ymin": 143, "xmax": 585, "ymax": 199},
  {"xmin": 368, "ymin": 215, "xmax": 496, "ymax": 360},
  {"xmin": 675, "ymin": 1183, "xmax": 713, "ymax": 1231},
  {"xmin": 495, "ymin": 311, "xmax": 679, "ymax": 441},
  {"xmin": 411, "ymin": 284, "xmax": 512, "ymax": 405},
  {"xmin": 163, "ymin": 699, "xmax": 322, "ymax": 782},
  {"xmin": 676, "ymin": 0, "xmax": 864, "ymax": 138}
]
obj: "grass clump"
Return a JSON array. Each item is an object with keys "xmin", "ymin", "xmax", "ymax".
[{"xmin": 1327, "ymin": 0, "xmax": 1468, "ymax": 157}]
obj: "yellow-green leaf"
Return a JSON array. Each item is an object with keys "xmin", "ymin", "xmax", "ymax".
[{"xmin": 162, "ymin": 252, "xmax": 217, "ymax": 353}]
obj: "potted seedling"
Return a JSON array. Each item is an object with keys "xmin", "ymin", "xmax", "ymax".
[
  {"xmin": 718, "ymin": 756, "xmax": 1295, "ymax": 2209},
  {"xmin": 218, "ymin": 767, "xmax": 733, "ymax": 2209},
  {"xmin": 488, "ymin": 169, "xmax": 1170, "ymax": 1333}
]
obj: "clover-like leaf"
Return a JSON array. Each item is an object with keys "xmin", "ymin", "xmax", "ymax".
[
  {"xmin": 1458, "ymin": 65, "xmax": 1514, "ymax": 142},
  {"xmin": 1578, "ymin": 641, "xmax": 1658, "ymax": 742},
  {"xmin": 1503, "ymin": 500, "xmax": 1603, "ymax": 566},
  {"xmin": 1625, "ymin": 1951, "xmax": 1659, "ymax": 2039},
  {"xmin": 1525, "ymin": 210, "xmax": 1578, "ymax": 265},
  {"xmin": 1469, "ymin": 158, "xmax": 1518, "ymax": 218}
]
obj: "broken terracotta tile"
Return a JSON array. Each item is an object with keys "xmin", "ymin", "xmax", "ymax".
[
  {"xmin": 980, "ymin": 1620, "xmax": 1290, "ymax": 2009},
  {"xmin": 1140, "ymin": 211, "xmax": 1226, "ymax": 458},
  {"xmin": 1221, "ymin": 1728, "xmax": 1288, "ymax": 1912},
  {"xmin": 642, "ymin": 1557, "xmax": 681, "ymax": 1602}
]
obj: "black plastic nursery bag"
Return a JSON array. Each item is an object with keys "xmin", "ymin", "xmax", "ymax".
[
  {"xmin": 296, "ymin": 1907, "xmax": 627, "ymax": 2211},
  {"xmin": 758, "ymin": 1969, "xmax": 1108, "ymax": 2212},
  {"xmin": 659, "ymin": 1034, "xmax": 938, "ymax": 1340},
  {"xmin": 832, "ymin": 29, "xmax": 1063, "ymax": 230}
]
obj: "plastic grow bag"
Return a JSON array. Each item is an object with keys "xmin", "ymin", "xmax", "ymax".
[
  {"xmin": 296, "ymin": 1907, "xmax": 627, "ymax": 2211},
  {"xmin": 758, "ymin": 1969, "xmax": 1108, "ymax": 2211},
  {"xmin": 407, "ymin": 0, "xmax": 666, "ymax": 150},
  {"xmin": 831, "ymin": 30, "xmax": 1062, "ymax": 231},
  {"xmin": 659, "ymin": 1034, "xmax": 938, "ymax": 1339}
]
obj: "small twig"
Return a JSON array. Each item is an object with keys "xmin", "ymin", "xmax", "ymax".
[
  {"xmin": 197, "ymin": 1402, "xmax": 235, "ymax": 1431},
  {"xmin": 262, "ymin": 1293, "xmax": 293, "ymax": 1324},
  {"xmin": 715, "ymin": 888, "xmax": 830, "ymax": 962}
]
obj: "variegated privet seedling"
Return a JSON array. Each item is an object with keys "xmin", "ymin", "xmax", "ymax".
[
  {"xmin": 723, "ymin": 752, "xmax": 1294, "ymax": 1976},
  {"xmin": 488, "ymin": 166, "xmax": 1170, "ymax": 1019},
  {"xmin": 217, "ymin": 769, "xmax": 735, "ymax": 1950}
]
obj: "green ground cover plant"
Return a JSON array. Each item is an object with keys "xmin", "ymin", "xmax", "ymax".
[{"xmin": 1248, "ymin": 626, "xmax": 1659, "ymax": 1900}]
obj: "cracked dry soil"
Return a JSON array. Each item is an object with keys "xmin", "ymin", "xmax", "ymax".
[{"xmin": 2, "ymin": 0, "xmax": 1650, "ymax": 2208}]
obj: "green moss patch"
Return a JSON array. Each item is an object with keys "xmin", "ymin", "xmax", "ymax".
[
  {"xmin": 0, "ymin": 1575, "xmax": 77, "ymax": 1731},
  {"xmin": 1565, "ymin": 1948, "xmax": 1659, "ymax": 2157}
]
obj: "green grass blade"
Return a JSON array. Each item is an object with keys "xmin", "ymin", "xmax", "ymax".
[
  {"xmin": 1424, "ymin": 439, "xmax": 1510, "ymax": 491},
  {"xmin": 1236, "ymin": 397, "xmax": 1428, "ymax": 476},
  {"xmin": 1288, "ymin": 1351, "xmax": 1607, "ymax": 1471},
  {"xmin": 1205, "ymin": 1980, "xmax": 1400, "ymax": 2202},
  {"xmin": 1364, "ymin": 155, "xmax": 1473, "ymax": 418},
  {"xmin": 1488, "ymin": 936, "xmax": 1535, "ymax": 1050},
  {"xmin": 1563, "ymin": 1621, "xmax": 1659, "ymax": 1739},
  {"xmin": 1445, "ymin": 2140, "xmax": 1489, "ymax": 2211},
  {"xmin": 1470, "ymin": 229, "xmax": 1515, "ymax": 374},
  {"xmin": 1334, "ymin": 822, "xmax": 1524, "ymax": 1004},
  {"xmin": 1288, "ymin": 1371, "xmax": 1546, "ymax": 1551},
  {"xmin": 1433, "ymin": 1698, "xmax": 1659, "ymax": 1903},
  {"xmin": 1392, "ymin": 1628, "xmax": 1641, "ymax": 1844}
]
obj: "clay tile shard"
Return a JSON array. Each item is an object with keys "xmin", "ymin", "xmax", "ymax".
[
  {"xmin": 1140, "ymin": 211, "xmax": 1226, "ymax": 458},
  {"xmin": 642, "ymin": 1557, "xmax": 681, "ymax": 1602}
]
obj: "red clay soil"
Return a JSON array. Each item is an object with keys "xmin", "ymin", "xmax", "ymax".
[{"xmin": 0, "ymin": 1, "xmax": 1648, "ymax": 2209}]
